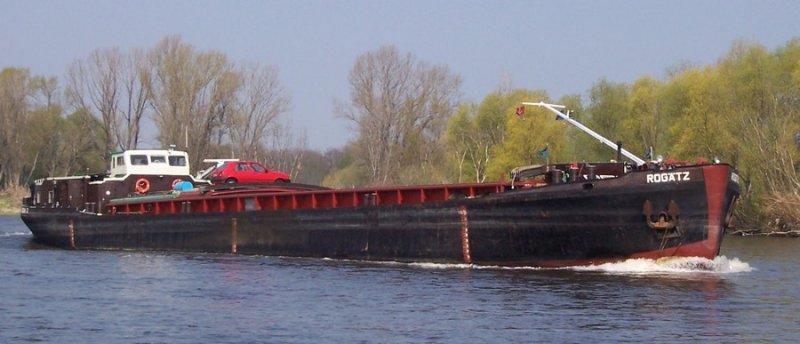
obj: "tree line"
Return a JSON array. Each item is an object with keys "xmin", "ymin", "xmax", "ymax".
[
  {"xmin": 326, "ymin": 40, "xmax": 800, "ymax": 229},
  {"xmin": 2, "ymin": 36, "xmax": 799, "ymax": 228},
  {"xmin": 1, "ymin": 35, "xmax": 303, "ymax": 186},
  {"xmin": 434, "ymin": 39, "xmax": 800, "ymax": 229}
]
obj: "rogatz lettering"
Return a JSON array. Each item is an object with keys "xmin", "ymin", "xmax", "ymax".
[{"xmin": 646, "ymin": 171, "xmax": 691, "ymax": 183}]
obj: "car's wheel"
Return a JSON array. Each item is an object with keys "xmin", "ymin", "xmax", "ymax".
[
  {"xmin": 275, "ymin": 179, "xmax": 288, "ymax": 184},
  {"xmin": 225, "ymin": 178, "xmax": 237, "ymax": 184}
]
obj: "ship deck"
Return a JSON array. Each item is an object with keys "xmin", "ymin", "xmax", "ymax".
[{"xmin": 107, "ymin": 182, "xmax": 514, "ymax": 216}]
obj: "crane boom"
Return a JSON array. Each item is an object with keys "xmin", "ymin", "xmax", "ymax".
[{"xmin": 522, "ymin": 101, "xmax": 646, "ymax": 166}]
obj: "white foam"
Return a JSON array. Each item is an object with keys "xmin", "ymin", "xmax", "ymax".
[
  {"xmin": 0, "ymin": 231, "xmax": 31, "ymax": 237},
  {"xmin": 569, "ymin": 255, "xmax": 752, "ymax": 274},
  {"xmin": 362, "ymin": 256, "xmax": 752, "ymax": 274},
  {"xmin": 395, "ymin": 261, "xmax": 545, "ymax": 271},
  {"xmin": 407, "ymin": 262, "xmax": 475, "ymax": 270},
  {"xmin": 281, "ymin": 255, "xmax": 752, "ymax": 274}
]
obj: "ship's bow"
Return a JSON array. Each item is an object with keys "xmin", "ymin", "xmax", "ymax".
[{"xmin": 700, "ymin": 164, "xmax": 740, "ymax": 257}]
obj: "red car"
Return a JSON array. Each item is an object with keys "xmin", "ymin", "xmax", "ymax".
[{"xmin": 208, "ymin": 161, "xmax": 291, "ymax": 184}]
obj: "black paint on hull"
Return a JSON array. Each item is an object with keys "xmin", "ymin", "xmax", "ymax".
[{"xmin": 21, "ymin": 165, "xmax": 740, "ymax": 267}]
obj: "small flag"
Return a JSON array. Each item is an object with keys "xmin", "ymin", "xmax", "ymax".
[
  {"xmin": 537, "ymin": 146, "xmax": 549, "ymax": 158},
  {"xmin": 516, "ymin": 106, "xmax": 525, "ymax": 117}
]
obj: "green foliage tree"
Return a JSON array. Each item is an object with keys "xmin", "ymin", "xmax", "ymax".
[
  {"xmin": 23, "ymin": 108, "xmax": 107, "ymax": 179},
  {"xmin": 443, "ymin": 92, "xmax": 507, "ymax": 183},
  {"xmin": 321, "ymin": 145, "xmax": 368, "ymax": 188},
  {"xmin": 714, "ymin": 40, "xmax": 800, "ymax": 225},
  {"xmin": 666, "ymin": 67, "xmax": 732, "ymax": 161},
  {"xmin": 553, "ymin": 94, "xmax": 587, "ymax": 162},
  {"xmin": 61, "ymin": 109, "xmax": 106, "ymax": 175},
  {"xmin": 445, "ymin": 89, "xmax": 559, "ymax": 182},
  {"xmin": 291, "ymin": 149, "xmax": 336, "ymax": 185},
  {"xmin": 443, "ymin": 103, "xmax": 477, "ymax": 182},
  {"xmin": 486, "ymin": 90, "xmax": 565, "ymax": 180},
  {"xmin": 657, "ymin": 71, "xmax": 693, "ymax": 157},
  {"xmin": 21, "ymin": 105, "xmax": 64, "ymax": 181},
  {"xmin": 624, "ymin": 76, "xmax": 667, "ymax": 156},
  {"xmin": 584, "ymin": 78, "xmax": 634, "ymax": 160},
  {"xmin": 8, "ymin": 36, "xmax": 800, "ymax": 230},
  {"xmin": 1, "ymin": 67, "xmax": 106, "ymax": 190},
  {"xmin": 0, "ymin": 68, "xmax": 30, "ymax": 188}
]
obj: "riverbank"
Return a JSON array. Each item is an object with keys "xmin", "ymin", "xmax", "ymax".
[
  {"xmin": 0, "ymin": 187, "xmax": 26, "ymax": 215},
  {"xmin": 730, "ymin": 229, "xmax": 800, "ymax": 237}
]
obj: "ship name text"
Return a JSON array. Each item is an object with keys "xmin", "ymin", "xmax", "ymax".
[{"xmin": 646, "ymin": 171, "xmax": 691, "ymax": 183}]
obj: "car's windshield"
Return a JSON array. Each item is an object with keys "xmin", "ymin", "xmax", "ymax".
[{"xmin": 216, "ymin": 162, "xmax": 235, "ymax": 172}]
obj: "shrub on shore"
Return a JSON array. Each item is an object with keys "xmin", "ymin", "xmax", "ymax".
[
  {"xmin": 762, "ymin": 193, "xmax": 800, "ymax": 232},
  {"xmin": 0, "ymin": 186, "xmax": 28, "ymax": 215}
]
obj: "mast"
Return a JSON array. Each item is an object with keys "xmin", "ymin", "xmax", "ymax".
[{"xmin": 522, "ymin": 101, "xmax": 646, "ymax": 166}]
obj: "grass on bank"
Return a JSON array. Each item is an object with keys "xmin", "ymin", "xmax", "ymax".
[
  {"xmin": 762, "ymin": 193, "xmax": 800, "ymax": 231},
  {"xmin": 0, "ymin": 186, "xmax": 27, "ymax": 215}
]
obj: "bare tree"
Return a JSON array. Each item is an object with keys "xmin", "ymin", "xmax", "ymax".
[
  {"xmin": 29, "ymin": 76, "xmax": 58, "ymax": 108},
  {"xmin": 227, "ymin": 63, "xmax": 290, "ymax": 160},
  {"xmin": 148, "ymin": 35, "xmax": 238, "ymax": 169},
  {"xmin": 38, "ymin": 35, "xmax": 292, "ymax": 179},
  {"xmin": 65, "ymin": 48, "xmax": 121, "ymax": 159},
  {"xmin": 119, "ymin": 48, "xmax": 151, "ymax": 149},
  {"xmin": 65, "ymin": 47, "xmax": 152, "ymax": 154},
  {"xmin": 339, "ymin": 46, "xmax": 461, "ymax": 185},
  {"xmin": 262, "ymin": 122, "xmax": 307, "ymax": 180},
  {"xmin": 341, "ymin": 47, "xmax": 411, "ymax": 184}
]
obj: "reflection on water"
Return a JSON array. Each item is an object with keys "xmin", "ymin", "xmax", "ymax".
[{"xmin": 2, "ymin": 215, "xmax": 799, "ymax": 343}]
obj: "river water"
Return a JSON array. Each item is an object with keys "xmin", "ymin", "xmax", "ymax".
[{"xmin": 1, "ymin": 215, "xmax": 797, "ymax": 343}]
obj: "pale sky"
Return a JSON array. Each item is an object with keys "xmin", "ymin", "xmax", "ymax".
[{"xmin": 2, "ymin": 0, "xmax": 798, "ymax": 150}]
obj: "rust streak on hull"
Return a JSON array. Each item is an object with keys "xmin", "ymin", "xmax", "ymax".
[{"xmin": 458, "ymin": 205, "xmax": 472, "ymax": 264}]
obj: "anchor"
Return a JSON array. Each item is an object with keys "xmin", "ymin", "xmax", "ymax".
[{"xmin": 643, "ymin": 199, "xmax": 681, "ymax": 237}]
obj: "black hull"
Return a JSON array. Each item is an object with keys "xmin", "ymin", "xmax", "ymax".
[{"xmin": 21, "ymin": 165, "xmax": 740, "ymax": 267}]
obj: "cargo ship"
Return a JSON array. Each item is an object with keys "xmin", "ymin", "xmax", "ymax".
[{"xmin": 20, "ymin": 102, "xmax": 741, "ymax": 267}]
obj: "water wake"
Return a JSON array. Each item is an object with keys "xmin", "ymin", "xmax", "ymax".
[
  {"xmin": 374, "ymin": 256, "xmax": 752, "ymax": 274},
  {"xmin": 0, "ymin": 231, "xmax": 31, "ymax": 237},
  {"xmin": 570, "ymin": 255, "xmax": 752, "ymax": 274}
]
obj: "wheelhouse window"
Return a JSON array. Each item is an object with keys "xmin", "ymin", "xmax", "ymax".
[
  {"xmin": 130, "ymin": 155, "xmax": 149, "ymax": 166},
  {"xmin": 151, "ymin": 155, "xmax": 166, "ymax": 163},
  {"xmin": 115, "ymin": 156, "xmax": 124, "ymax": 167},
  {"xmin": 169, "ymin": 156, "xmax": 187, "ymax": 166}
]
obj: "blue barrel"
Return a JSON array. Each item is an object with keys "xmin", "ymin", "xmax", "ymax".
[{"xmin": 173, "ymin": 181, "xmax": 194, "ymax": 191}]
